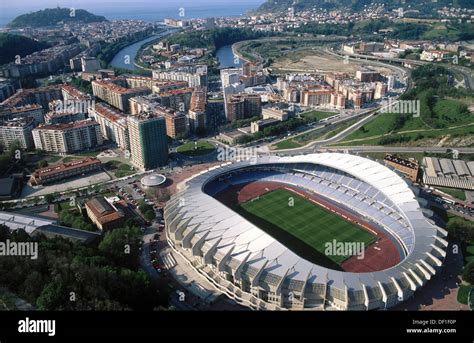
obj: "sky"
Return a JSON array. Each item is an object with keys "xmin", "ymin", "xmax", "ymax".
[{"xmin": 0, "ymin": 0, "xmax": 266, "ymax": 26}]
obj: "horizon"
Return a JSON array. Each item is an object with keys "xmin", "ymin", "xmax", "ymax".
[{"xmin": 0, "ymin": 0, "xmax": 266, "ymax": 27}]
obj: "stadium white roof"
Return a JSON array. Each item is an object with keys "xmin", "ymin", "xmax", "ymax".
[{"xmin": 168, "ymin": 153, "xmax": 447, "ymax": 291}]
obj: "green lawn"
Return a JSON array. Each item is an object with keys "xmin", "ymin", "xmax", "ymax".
[
  {"xmin": 54, "ymin": 201, "xmax": 74, "ymax": 213},
  {"xmin": 435, "ymin": 187, "xmax": 467, "ymax": 201},
  {"xmin": 457, "ymin": 284, "xmax": 472, "ymax": 305},
  {"xmin": 45, "ymin": 155, "xmax": 62, "ymax": 163},
  {"xmin": 104, "ymin": 160, "xmax": 122, "ymax": 168},
  {"xmin": 324, "ymin": 118, "xmax": 359, "ymax": 139},
  {"xmin": 104, "ymin": 160, "xmax": 135, "ymax": 178},
  {"xmin": 301, "ymin": 110, "xmax": 336, "ymax": 122},
  {"xmin": 274, "ymin": 139, "xmax": 303, "ymax": 150},
  {"xmin": 177, "ymin": 141, "xmax": 215, "ymax": 157},
  {"xmin": 337, "ymin": 98, "xmax": 474, "ymax": 146},
  {"xmin": 115, "ymin": 166, "xmax": 135, "ymax": 178},
  {"xmin": 272, "ymin": 118, "xmax": 359, "ymax": 150},
  {"xmin": 237, "ymin": 189, "xmax": 376, "ymax": 269}
]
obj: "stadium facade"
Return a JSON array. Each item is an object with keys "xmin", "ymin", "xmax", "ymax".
[{"xmin": 164, "ymin": 153, "xmax": 448, "ymax": 310}]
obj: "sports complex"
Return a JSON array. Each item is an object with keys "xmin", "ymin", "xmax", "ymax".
[{"xmin": 164, "ymin": 153, "xmax": 448, "ymax": 310}]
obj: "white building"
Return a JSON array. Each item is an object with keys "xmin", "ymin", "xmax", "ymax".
[
  {"xmin": 0, "ymin": 117, "xmax": 35, "ymax": 149},
  {"xmin": 165, "ymin": 153, "xmax": 448, "ymax": 311}
]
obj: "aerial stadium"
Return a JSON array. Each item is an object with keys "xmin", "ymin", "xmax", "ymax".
[{"xmin": 164, "ymin": 153, "xmax": 448, "ymax": 311}]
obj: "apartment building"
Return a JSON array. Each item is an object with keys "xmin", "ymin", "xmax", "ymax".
[
  {"xmin": 0, "ymin": 44, "xmax": 82, "ymax": 78},
  {"xmin": 262, "ymin": 108, "xmax": 288, "ymax": 121},
  {"xmin": 188, "ymin": 88, "xmax": 207, "ymax": 132},
  {"xmin": 127, "ymin": 113, "xmax": 168, "ymax": 171},
  {"xmin": 153, "ymin": 65, "xmax": 208, "ymax": 88},
  {"xmin": 2, "ymin": 104, "xmax": 44, "ymax": 125},
  {"xmin": 92, "ymin": 79, "xmax": 151, "ymax": 112},
  {"xmin": 225, "ymin": 93, "xmax": 262, "ymax": 122},
  {"xmin": 32, "ymin": 119, "xmax": 102, "ymax": 153},
  {"xmin": 330, "ymin": 93, "xmax": 347, "ymax": 110},
  {"xmin": 355, "ymin": 68, "xmax": 380, "ymax": 83},
  {"xmin": 158, "ymin": 88, "xmax": 193, "ymax": 111},
  {"xmin": 89, "ymin": 103, "xmax": 130, "ymax": 150},
  {"xmin": 151, "ymin": 81, "xmax": 188, "ymax": 94},
  {"xmin": 44, "ymin": 111, "xmax": 86, "ymax": 125},
  {"xmin": 0, "ymin": 117, "xmax": 35, "ymax": 149},
  {"xmin": 61, "ymin": 84, "xmax": 94, "ymax": 115},
  {"xmin": 164, "ymin": 110, "xmax": 187, "ymax": 139},
  {"xmin": 1, "ymin": 85, "xmax": 63, "ymax": 109},
  {"xmin": 300, "ymin": 87, "xmax": 332, "ymax": 107}
]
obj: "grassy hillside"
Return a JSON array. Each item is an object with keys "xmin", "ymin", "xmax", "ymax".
[
  {"xmin": 0, "ymin": 33, "xmax": 50, "ymax": 65},
  {"xmin": 255, "ymin": 0, "xmax": 474, "ymax": 14},
  {"xmin": 335, "ymin": 64, "xmax": 474, "ymax": 146}
]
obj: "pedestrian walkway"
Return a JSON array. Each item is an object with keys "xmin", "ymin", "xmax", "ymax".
[
  {"xmin": 164, "ymin": 247, "xmax": 221, "ymax": 304},
  {"xmin": 161, "ymin": 252, "xmax": 177, "ymax": 270}
]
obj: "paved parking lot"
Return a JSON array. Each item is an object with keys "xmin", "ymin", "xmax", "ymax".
[{"xmin": 23, "ymin": 171, "xmax": 112, "ymax": 198}]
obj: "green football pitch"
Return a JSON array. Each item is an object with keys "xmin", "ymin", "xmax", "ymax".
[{"xmin": 237, "ymin": 188, "xmax": 376, "ymax": 269}]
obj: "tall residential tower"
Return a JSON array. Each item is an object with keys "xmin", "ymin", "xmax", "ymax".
[{"xmin": 127, "ymin": 113, "xmax": 168, "ymax": 171}]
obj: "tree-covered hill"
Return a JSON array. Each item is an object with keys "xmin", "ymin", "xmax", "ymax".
[
  {"xmin": 0, "ymin": 33, "xmax": 50, "ymax": 65},
  {"xmin": 8, "ymin": 7, "xmax": 107, "ymax": 28},
  {"xmin": 255, "ymin": 0, "xmax": 474, "ymax": 14}
]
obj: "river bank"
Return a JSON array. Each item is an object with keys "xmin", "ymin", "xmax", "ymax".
[{"xmin": 110, "ymin": 31, "xmax": 172, "ymax": 71}]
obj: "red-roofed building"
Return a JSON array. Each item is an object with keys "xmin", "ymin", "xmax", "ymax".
[
  {"xmin": 92, "ymin": 79, "xmax": 150, "ymax": 112},
  {"xmin": 85, "ymin": 196, "xmax": 125, "ymax": 231},
  {"xmin": 30, "ymin": 157, "xmax": 102, "ymax": 185}
]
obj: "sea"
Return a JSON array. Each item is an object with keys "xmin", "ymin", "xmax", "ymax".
[{"xmin": 0, "ymin": 0, "xmax": 265, "ymax": 28}]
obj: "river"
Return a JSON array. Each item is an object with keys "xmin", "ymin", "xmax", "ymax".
[
  {"xmin": 110, "ymin": 33, "xmax": 244, "ymax": 72},
  {"xmin": 110, "ymin": 31, "xmax": 173, "ymax": 71},
  {"xmin": 215, "ymin": 45, "xmax": 244, "ymax": 69}
]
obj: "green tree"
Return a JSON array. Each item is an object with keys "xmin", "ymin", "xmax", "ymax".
[
  {"xmin": 144, "ymin": 210, "xmax": 156, "ymax": 222},
  {"xmin": 10, "ymin": 228, "xmax": 29, "ymax": 242},
  {"xmin": 138, "ymin": 203, "xmax": 154, "ymax": 215},
  {"xmin": 0, "ymin": 33, "xmax": 50, "ymax": 64},
  {"xmin": 44, "ymin": 194, "xmax": 55, "ymax": 204},
  {"xmin": 0, "ymin": 224, "xmax": 11, "ymax": 241},
  {"xmin": 36, "ymin": 281, "xmax": 67, "ymax": 310},
  {"xmin": 98, "ymin": 227, "xmax": 142, "ymax": 269},
  {"xmin": 462, "ymin": 261, "xmax": 474, "ymax": 284},
  {"xmin": 446, "ymin": 218, "xmax": 474, "ymax": 243}
]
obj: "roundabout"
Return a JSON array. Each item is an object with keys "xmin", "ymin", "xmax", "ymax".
[{"xmin": 176, "ymin": 141, "xmax": 216, "ymax": 157}]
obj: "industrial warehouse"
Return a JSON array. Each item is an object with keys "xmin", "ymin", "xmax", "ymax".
[{"xmin": 422, "ymin": 157, "xmax": 474, "ymax": 190}]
